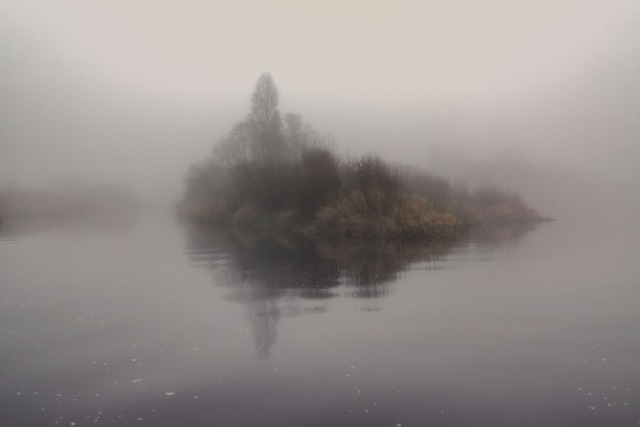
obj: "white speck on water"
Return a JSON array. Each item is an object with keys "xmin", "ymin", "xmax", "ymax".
[
  {"xmin": 587, "ymin": 405, "xmax": 597, "ymax": 411},
  {"xmin": 70, "ymin": 423, "xmax": 76, "ymax": 426},
  {"xmin": 191, "ymin": 348, "xmax": 198, "ymax": 351},
  {"xmin": 131, "ymin": 359, "xmax": 137, "ymax": 362},
  {"xmin": 132, "ymin": 379, "xmax": 142, "ymax": 383},
  {"xmin": 194, "ymin": 395, "xmax": 199, "ymax": 399},
  {"xmin": 165, "ymin": 392, "xmax": 175, "ymax": 396},
  {"xmin": 602, "ymin": 358, "xmax": 607, "ymax": 362}
]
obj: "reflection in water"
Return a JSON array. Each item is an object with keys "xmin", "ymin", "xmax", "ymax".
[
  {"xmin": 185, "ymin": 225, "xmax": 461, "ymax": 358},
  {"xmin": 1, "ymin": 212, "xmax": 577, "ymax": 426},
  {"xmin": 184, "ymin": 223, "xmax": 539, "ymax": 359},
  {"xmin": 246, "ymin": 299, "xmax": 280, "ymax": 360}
]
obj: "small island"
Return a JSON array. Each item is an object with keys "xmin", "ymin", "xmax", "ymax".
[{"xmin": 179, "ymin": 74, "xmax": 547, "ymax": 238}]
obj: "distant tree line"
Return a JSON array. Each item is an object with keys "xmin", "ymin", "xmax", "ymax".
[{"xmin": 0, "ymin": 182, "xmax": 140, "ymax": 220}]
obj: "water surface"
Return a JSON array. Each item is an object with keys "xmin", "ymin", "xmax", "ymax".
[{"xmin": 0, "ymin": 212, "xmax": 638, "ymax": 426}]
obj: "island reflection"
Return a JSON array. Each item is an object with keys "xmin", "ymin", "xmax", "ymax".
[
  {"xmin": 185, "ymin": 224, "xmax": 462, "ymax": 358},
  {"xmin": 184, "ymin": 222, "xmax": 541, "ymax": 358}
]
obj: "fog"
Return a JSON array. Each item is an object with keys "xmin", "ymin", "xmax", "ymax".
[
  {"xmin": 2, "ymin": 0, "xmax": 639, "ymax": 215},
  {"xmin": 4, "ymin": 4, "xmax": 640, "ymax": 425}
]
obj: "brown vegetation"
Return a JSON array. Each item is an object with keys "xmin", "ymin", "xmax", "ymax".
[{"xmin": 179, "ymin": 74, "xmax": 545, "ymax": 238}]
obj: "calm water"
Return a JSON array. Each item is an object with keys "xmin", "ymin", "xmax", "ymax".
[{"xmin": 1, "ymin": 211, "xmax": 638, "ymax": 426}]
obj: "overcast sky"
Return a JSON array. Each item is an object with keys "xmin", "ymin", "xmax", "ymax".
[{"xmin": 1, "ymin": 0, "xmax": 639, "ymax": 202}]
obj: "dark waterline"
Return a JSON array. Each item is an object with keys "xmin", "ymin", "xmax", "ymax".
[{"xmin": 0, "ymin": 212, "xmax": 638, "ymax": 426}]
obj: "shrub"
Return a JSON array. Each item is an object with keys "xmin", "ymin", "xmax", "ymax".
[
  {"xmin": 345, "ymin": 156, "xmax": 400, "ymax": 198},
  {"xmin": 402, "ymin": 172, "xmax": 451, "ymax": 211},
  {"xmin": 294, "ymin": 147, "xmax": 341, "ymax": 217}
]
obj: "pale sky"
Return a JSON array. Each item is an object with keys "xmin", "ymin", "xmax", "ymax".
[{"xmin": 1, "ymin": 0, "xmax": 639, "ymax": 200}]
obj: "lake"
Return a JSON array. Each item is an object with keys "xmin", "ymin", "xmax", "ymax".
[{"xmin": 1, "ymin": 210, "xmax": 638, "ymax": 426}]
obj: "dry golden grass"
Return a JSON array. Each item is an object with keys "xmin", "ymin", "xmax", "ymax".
[{"xmin": 313, "ymin": 189, "xmax": 460, "ymax": 237}]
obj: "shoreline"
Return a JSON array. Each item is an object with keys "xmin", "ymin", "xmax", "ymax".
[{"xmin": 178, "ymin": 201, "xmax": 550, "ymax": 240}]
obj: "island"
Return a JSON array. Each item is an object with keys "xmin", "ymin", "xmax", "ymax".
[{"xmin": 179, "ymin": 74, "xmax": 548, "ymax": 238}]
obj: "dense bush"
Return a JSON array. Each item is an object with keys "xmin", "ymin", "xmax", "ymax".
[
  {"xmin": 402, "ymin": 172, "xmax": 451, "ymax": 211},
  {"xmin": 295, "ymin": 147, "xmax": 341, "ymax": 217},
  {"xmin": 343, "ymin": 156, "xmax": 401, "ymax": 215}
]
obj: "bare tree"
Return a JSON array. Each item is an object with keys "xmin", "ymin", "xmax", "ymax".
[
  {"xmin": 251, "ymin": 73, "xmax": 279, "ymax": 125},
  {"xmin": 248, "ymin": 73, "xmax": 285, "ymax": 161},
  {"xmin": 214, "ymin": 120, "xmax": 251, "ymax": 166},
  {"xmin": 284, "ymin": 112, "xmax": 328, "ymax": 157}
]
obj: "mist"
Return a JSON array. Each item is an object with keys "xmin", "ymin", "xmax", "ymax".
[
  {"xmin": 3, "ymin": 3, "xmax": 640, "ymax": 426},
  {"xmin": 2, "ymin": 0, "xmax": 639, "ymax": 215}
]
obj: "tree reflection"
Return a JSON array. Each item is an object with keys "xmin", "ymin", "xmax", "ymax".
[
  {"xmin": 184, "ymin": 222, "xmax": 540, "ymax": 358},
  {"xmin": 246, "ymin": 298, "xmax": 280, "ymax": 360},
  {"xmin": 186, "ymin": 223, "xmax": 535, "ymax": 359},
  {"xmin": 184, "ymin": 224, "xmax": 460, "ymax": 359}
]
